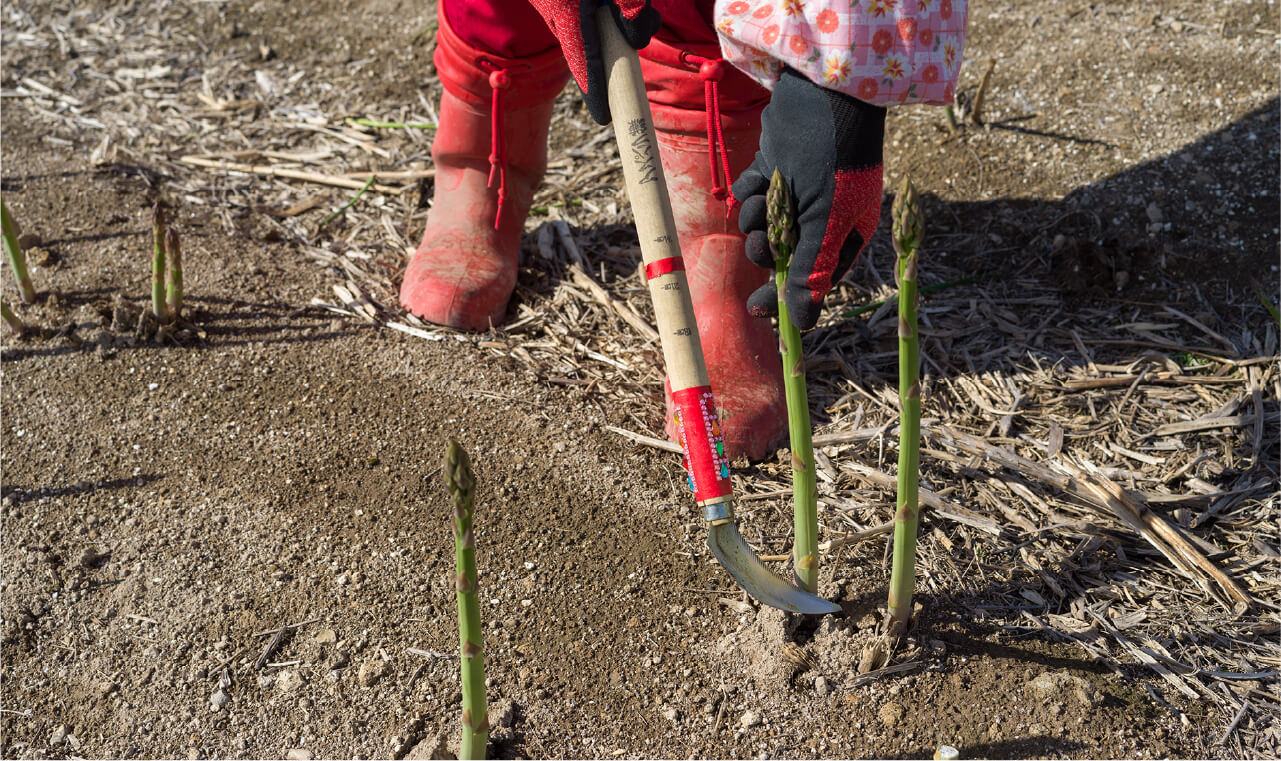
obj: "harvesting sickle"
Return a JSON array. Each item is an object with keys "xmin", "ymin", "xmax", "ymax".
[{"xmin": 596, "ymin": 7, "xmax": 839, "ymax": 616}]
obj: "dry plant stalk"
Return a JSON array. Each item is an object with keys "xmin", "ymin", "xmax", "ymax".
[
  {"xmin": 1, "ymin": 298, "xmax": 23, "ymax": 335},
  {"xmin": 151, "ymin": 202, "xmax": 170, "ymax": 323},
  {"xmin": 888, "ymin": 177, "xmax": 924, "ymax": 636},
  {"xmin": 165, "ymin": 227, "xmax": 183, "ymax": 320},
  {"xmin": 1, "ymin": 199, "xmax": 36, "ymax": 304}
]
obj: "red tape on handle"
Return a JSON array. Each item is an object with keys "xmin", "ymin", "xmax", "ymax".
[
  {"xmin": 645, "ymin": 257, "xmax": 685, "ymax": 281},
  {"xmin": 671, "ymin": 385, "xmax": 732, "ymax": 503}
]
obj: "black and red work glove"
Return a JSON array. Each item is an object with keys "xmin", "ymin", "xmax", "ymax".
[
  {"xmin": 529, "ymin": 0, "xmax": 661, "ymax": 125},
  {"xmin": 734, "ymin": 67, "xmax": 887, "ymax": 330}
]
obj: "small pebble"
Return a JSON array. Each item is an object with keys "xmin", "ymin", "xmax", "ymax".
[
  {"xmin": 739, "ymin": 710, "xmax": 762, "ymax": 728},
  {"xmin": 284, "ymin": 749, "xmax": 312, "ymax": 761},
  {"xmin": 210, "ymin": 689, "xmax": 231, "ymax": 709},
  {"xmin": 357, "ymin": 659, "xmax": 390, "ymax": 687},
  {"xmin": 275, "ymin": 669, "xmax": 303, "ymax": 693},
  {"xmin": 50, "ymin": 724, "xmax": 70, "ymax": 746},
  {"xmin": 878, "ymin": 702, "xmax": 904, "ymax": 728}
]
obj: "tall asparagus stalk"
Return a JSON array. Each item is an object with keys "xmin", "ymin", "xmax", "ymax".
[
  {"xmin": 151, "ymin": 202, "xmax": 169, "ymax": 324},
  {"xmin": 165, "ymin": 227, "xmax": 183, "ymax": 321},
  {"xmin": 767, "ymin": 168, "xmax": 819, "ymax": 594},
  {"xmin": 1, "ymin": 199, "xmax": 36, "ymax": 304},
  {"xmin": 887, "ymin": 178, "xmax": 924, "ymax": 635},
  {"xmin": 444, "ymin": 440, "xmax": 488, "ymax": 759}
]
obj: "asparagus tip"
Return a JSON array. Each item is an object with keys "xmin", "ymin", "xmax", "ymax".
[
  {"xmin": 766, "ymin": 168, "xmax": 797, "ymax": 261},
  {"xmin": 891, "ymin": 178, "xmax": 924, "ymax": 257}
]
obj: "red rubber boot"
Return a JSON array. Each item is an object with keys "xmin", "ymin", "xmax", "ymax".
[
  {"xmin": 641, "ymin": 39, "xmax": 786, "ymax": 462},
  {"xmin": 399, "ymin": 8, "xmax": 569, "ymax": 330}
]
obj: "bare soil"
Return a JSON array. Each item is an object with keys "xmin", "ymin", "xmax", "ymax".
[{"xmin": 2, "ymin": 1, "xmax": 1278, "ymax": 759}]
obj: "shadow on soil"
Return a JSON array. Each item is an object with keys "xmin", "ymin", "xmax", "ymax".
[
  {"xmin": 892, "ymin": 736, "xmax": 1088, "ymax": 760},
  {"xmin": 0, "ymin": 298, "xmax": 358, "ymax": 362},
  {"xmin": 0, "ymin": 474, "xmax": 161, "ymax": 505}
]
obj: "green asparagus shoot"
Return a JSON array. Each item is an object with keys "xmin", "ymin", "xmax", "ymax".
[
  {"xmin": 1255, "ymin": 286, "xmax": 1280, "ymax": 328},
  {"xmin": 319, "ymin": 176, "xmax": 376, "ymax": 229},
  {"xmin": 165, "ymin": 227, "xmax": 183, "ymax": 321},
  {"xmin": 767, "ymin": 168, "xmax": 819, "ymax": 594},
  {"xmin": 887, "ymin": 177, "xmax": 924, "ymax": 636},
  {"xmin": 347, "ymin": 117, "xmax": 437, "ymax": 130},
  {"xmin": 1, "ymin": 199, "xmax": 36, "ymax": 304},
  {"xmin": 151, "ymin": 202, "xmax": 170, "ymax": 324},
  {"xmin": 445, "ymin": 440, "xmax": 488, "ymax": 759}
]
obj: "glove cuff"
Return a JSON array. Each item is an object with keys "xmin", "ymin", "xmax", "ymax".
[{"xmin": 435, "ymin": 3, "xmax": 571, "ymax": 110}]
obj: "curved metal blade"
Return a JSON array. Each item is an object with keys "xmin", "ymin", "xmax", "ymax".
[{"xmin": 707, "ymin": 522, "xmax": 841, "ymax": 615}]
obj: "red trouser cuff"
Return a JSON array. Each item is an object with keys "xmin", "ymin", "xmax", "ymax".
[
  {"xmin": 639, "ymin": 36, "xmax": 768, "ymax": 135},
  {"xmin": 434, "ymin": 3, "xmax": 571, "ymax": 110}
]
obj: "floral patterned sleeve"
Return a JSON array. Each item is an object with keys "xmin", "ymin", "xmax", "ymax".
[{"xmin": 714, "ymin": 0, "xmax": 968, "ymax": 106}]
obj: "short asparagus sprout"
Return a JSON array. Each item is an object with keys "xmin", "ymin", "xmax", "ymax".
[
  {"xmin": 766, "ymin": 168, "xmax": 820, "ymax": 594},
  {"xmin": 444, "ymin": 440, "xmax": 488, "ymax": 759},
  {"xmin": 165, "ymin": 227, "xmax": 183, "ymax": 321},
  {"xmin": 1, "ymin": 298, "xmax": 23, "ymax": 335},
  {"xmin": 1, "ymin": 199, "xmax": 36, "ymax": 304},
  {"xmin": 151, "ymin": 202, "xmax": 170, "ymax": 324},
  {"xmin": 887, "ymin": 177, "xmax": 924, "ymax": 636}
]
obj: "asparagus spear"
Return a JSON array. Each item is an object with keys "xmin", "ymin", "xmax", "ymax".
[
  {"xmin": 151, "ymin": 202, "xmax": 169, "ymax": 324},
  {"xmin": 766, "ymin": 168, "xmax": 819, "ymax": 594},
  {"xmin": 444, "ymin": 440, "xmax": 488, "ymax": 759},
  {"xmin": 165, "ymin": 227, "xmax": 183, "ymax": 321},
  {"xmin": 1, "ymin": 199, "xmax": 36, "ymax": 304},
  {"xmin": 1, "ymin": 298, "xmax": 23, "ymax": 335},
  {"xmin": 887, "ymin": 178, "xmax": 924, "ymax": 636}
]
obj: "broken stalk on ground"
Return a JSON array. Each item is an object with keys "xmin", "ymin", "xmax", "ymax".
[
  {"xmin": 1, "ymin": 199, "xmax": 36, "ymax": 304},
  {"xmin": 887, "ymin": 177, "xmax": 924, "ymax": 636},
  {"xmin": 165, "ymin": 227, "xmax": 183, "ymax": 321},
  {"xmin": 445, "ymin": 439, "xmax": 488, "ymax": 759},
  {"xmin": 767, "ymin": 168, "xmax": 819, "ymax": 594},
  {"xmin": 151, "ymin": 202, "xmax": 170, "ymax": 324},
  {"xmin": 1, "ymin": 298, "xmax": 23, "ymax": 335},
  {"xmin": 970, "ymin": 59, "xmax": 996, "ymax": 125}
]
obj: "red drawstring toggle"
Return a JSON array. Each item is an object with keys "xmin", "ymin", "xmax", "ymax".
[
  {"xmin": 482, "ymin": 63, "xmax": 511, "ymax": 230},
  {"xmin": 682, "ymin": 53, "xmax": 737, "ymax": 217}
]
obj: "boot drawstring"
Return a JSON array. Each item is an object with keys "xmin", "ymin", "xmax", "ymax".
[
  {"xmin": 479, "ymin": 60, "xmax": 511, "ymax": 230},
  {"xmin": 681, "ymin": 53, "xmax": 737, "ymax": 217}
]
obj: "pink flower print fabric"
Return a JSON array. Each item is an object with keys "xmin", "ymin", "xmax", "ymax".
[{"xmin": 714, "ymin": 0, "xmax": 968, "ymax": 106}]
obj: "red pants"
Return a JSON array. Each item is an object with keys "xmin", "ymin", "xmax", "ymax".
[{"xmin": 440, "ymin": 0, "xmax": 769, "ymax": 122}]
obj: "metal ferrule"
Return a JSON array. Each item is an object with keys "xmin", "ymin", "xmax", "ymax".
[{"xmin": 700, "ymin": 497, "xmax": 734, "ymax": 525}]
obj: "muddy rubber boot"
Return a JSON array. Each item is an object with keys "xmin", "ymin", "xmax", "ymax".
[
  {"xmin": 641, "ymin": 40, "xmax": 785, "ymax": 462},
  {"xmin": 399, "ymin": 9, "xmax": 569, "ymax": 331}
]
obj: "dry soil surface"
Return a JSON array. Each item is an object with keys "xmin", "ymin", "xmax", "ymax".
[{"xmin": 2, "ymin": 0, "xmax": 1277, "ymax": 759}]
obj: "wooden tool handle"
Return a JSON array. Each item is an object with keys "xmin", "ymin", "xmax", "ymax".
[
  {"xmin": 596, "ymin": 8, "xmax": 732, "ymax": 507},
  {"xmin": 596, "ymin": 7, "xmax": 707, "ymax": 393}
]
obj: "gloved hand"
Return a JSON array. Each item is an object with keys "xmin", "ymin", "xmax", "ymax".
[
  {"xmin": 529, "ymin": 0, "xmax": 661, "ymax": 125},
  {"xmin": 733, "ymin": 67, "xmax": 887, "ymax": 330}
]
